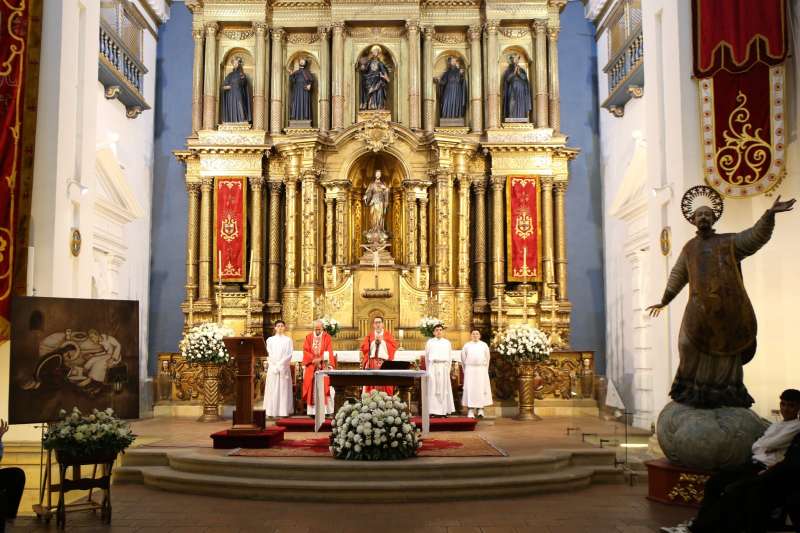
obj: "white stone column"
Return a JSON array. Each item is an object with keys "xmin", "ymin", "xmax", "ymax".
[
  {"xmin": 331, "ymin": 22, "xmax": 345, "ymax": 130},
  {"xmin": 533, "ymin": 20, "xmax": 549, "ymax": 128},
  {"xmin": 467, "ymin": 25, "xmax": 483, "ymax": 133},
  {"xmin": 270, "ymin": 27, "xmax": 285, "ymax": 135}
]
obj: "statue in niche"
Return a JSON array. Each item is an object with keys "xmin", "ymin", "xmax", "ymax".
[
  {"xmin": 435, "ymin": 56, "xmax": 467, "ymax": 120},
  {"xmin": 289, "ymin": 58, "xmax": 314, "ymax": 123},
  {"xmin": 362, "ymin": 170, "xmax": 390, "ymax": 244},
  {"xmin": 358, "ymin": 46, "xmax": 391, "ymax": 111},
  {"xmin": 221, "ymin": 56, "xmax": 252, "ymax": 123},
  {"xmin": 502, "ymin": 54, "xmax": 531, "ymax": 121}
]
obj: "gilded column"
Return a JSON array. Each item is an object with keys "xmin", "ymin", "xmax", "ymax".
[
  {"xmin": 185, "ymin": 182, "xmax": 200, "ymax": 301},
  {"xmin": 199, "ymin": 176, "xmax": 214, "ymax": 302},
  {"xmin": 472, "ymin": 177, "xmax": 488, "ymax": 307},
  {"xmin": 252, "ymin": 23, "xmax": 268, "ymax": 130},
  {"xmin": 547, "ymin": 26, "xmax": 561, "ymax": 132},
  {"xmin": 267, "ymin": 181, "xmax": 283, "ymax": 306},
  {"xmin": 485, "ymin": 21, "xmax": 499, "ymax": 129},
  {"xmin": 249, "ymin": 177, "xmax": 265, "ymax": 301},
  {"xmin": 324, "ymin": 194, "xmax": 334, "ymax": 266},
  {"xmin": 554, "ymin": 181, "xmax": 568, "ymax": 300},
  {"xmin": 490, "ymin": 175, "xmax": 505, "ymax": 296},
  {"xmin": 418, "ymin": 192, "xmax": 428, "ymax": 265},
  {"xmin": 191, "ymin": 29, "xmax": 204, "ymax": 134},
  {"xmin": 457, "ymin": 176, "xmax": 471, "ymax": 289},
  {"xmin": 317, "ymin": 26, "xmax": 331, "ymax": 133},
  {"xmin": 467, "ymin": 25, "xmax": 483, "ymax": 134},
  {"xmin": 300, "ymin": 171, "xmax": 319, "ymax": 286},
  {"xmin": 407, "ymin": 21, "xmax": 421, "ymax": 130},
  {"xmin": 405, "ymin": 188, "xmax": 418, "ymax": 265},
  {"xmin": 334, "ymin": 186, "xmax": 349, "ymax": 265},
  {"xmin": 421, "ymin": 25, "xmax": 434, "ymax": 132},
  {"xmin": 331, "ymin": 22, "xmax": 345, "ymax": 130},
  {"xmin": 202, "ymin": 22, "xmax": 219, "ymax": 130},
  {"xmin": 435, "ymin": 172, "xmax": 452, "ymax": 286},
  {"xmin": 270, "ymin": 27, "xmax": 286, "ymax": 135},
  {"xmin": 533, "ymin": 21, "xmax": 549, "ymax": 128},
  {"xmin": 284, "ymin": 178, "xmax": 298, "ymax": 290},
  {"xmin": 541, "ymin": 176, "xmax": 555, "ymax": 300}
]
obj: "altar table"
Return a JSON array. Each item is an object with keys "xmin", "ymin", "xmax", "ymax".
[{"xmin": 314, "ymin": 370, "xmax": 430, "ymax": 434}]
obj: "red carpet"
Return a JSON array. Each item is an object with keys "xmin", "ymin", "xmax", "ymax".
[
  {"xmin": 228, "ymin": 434, "xmax": 505, "ymax": 457},
  {"xmin": 275, "ymin": 416, "xmax": 477, "ymax": 432},
  {"xmin": 211, "ymin": 427, "xmax": 285, "ymax": 449}
]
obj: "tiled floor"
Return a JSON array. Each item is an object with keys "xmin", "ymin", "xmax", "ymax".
[{"xmin": 8, "ymin": 483, "xmax": 694, "ymax": 533}]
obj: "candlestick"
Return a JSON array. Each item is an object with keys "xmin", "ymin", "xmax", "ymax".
[
  {"xmin": 188, "ymin": 290, "xmax": 194, "ymax": 329},
  {"xmin": 218, "ymin": 250, "xmax": 223, "ymax": 280}
]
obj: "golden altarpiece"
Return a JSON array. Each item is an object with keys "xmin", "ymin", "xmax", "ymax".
[{"xmin": 160, "ymin": 0, "xmax": 593, "ymax": 412}]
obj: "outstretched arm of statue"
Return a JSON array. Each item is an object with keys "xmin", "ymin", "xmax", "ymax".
[
  {"xmin": 735, "ymin": 196, "xmax": 795, "ymax": 260},
  {"xmin": 647, "ymin": 250, "xmax": 689, "ymax": 317}
]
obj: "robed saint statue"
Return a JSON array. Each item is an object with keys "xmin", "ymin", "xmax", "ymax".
[
  {"xmin": 502, "ymin": 55, "xmax": 531, "ymax": 121},
  {"xmin": 289, "ymin": 58, "xmax": 314, "ymax": 122},
  {"xmin": 359, "ymin": 46, "xmax": 390, "ymax": 111},
  {"xmin": 647, "ymin": 187, "xmax": 795, "ymax": 409},
  {"xmin": 436, "ymin": 56, "xmax": 467, "ymax": 119},
  {"xmin": 362, "ymin": 170, "xmax": 390, "ymax": 244},
  {"xmin": 221, "ymin": 57, "xmax": 252, "ymax": 123}
]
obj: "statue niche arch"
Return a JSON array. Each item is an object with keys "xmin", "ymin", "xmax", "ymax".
[
  {"xmin": 219, "ymin": 48, "xmax": 254, "ymax": 125},
  {"xmin": 354, "ymin": 44, "xmax": 396, "ymax": 120},
  {"xmin": 285, "ymin": 51, "xmax": 320, "ymax": 128},
  {"xmin": 433, "ymin": 50, "xmax": 469, "ymax": 127},
  {"xmin": 499, "ymin": 46, "xmax": 533, "ymax": 123}
]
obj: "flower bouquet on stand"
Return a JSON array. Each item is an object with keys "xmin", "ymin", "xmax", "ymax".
[
  {"xmin": 418, "ymin": 316, "xmax": 444, "ymax": 338},
  {"xmin": 44, "ymin": 407, "xmax": 135, "ymax": 464},
  {"xmin": 179, "ymin": 322, "xmax": 234, "ymax": 421},
  {"xmin": 330, "ymin": 390, "xmax": 422, "ymax": 460},
  {"xmin": 320, "ymin": 316, "xmax": 340, "ymax": 337},
  {"xmin": 492, "ymin": 324, "xmax": 552, "ymax": 420}
]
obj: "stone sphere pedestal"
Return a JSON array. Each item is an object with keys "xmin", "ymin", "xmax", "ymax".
[{"xmin": 657, "ymin": 401, "xmax": 769, "ymax": 470}]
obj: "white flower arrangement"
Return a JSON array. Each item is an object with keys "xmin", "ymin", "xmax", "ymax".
[
  {"xmin": 43, "ymin": 407, "xmax": 135, "ymax": 457},
  {"xmin": 319, "ymin": 316, "xmax": 340, "ymax": 337},
  {"xmin": 330, "ymin": 390, "xmax": 422, "ymax": 460},
  {"xmin": 418, "ymin": 316, "xmax": 444, "ymax": 338},
  {"xmin": 492, "ymin": 324, "xmax": 552, "ymax": 364},
  {"xmin": 179, "ymin": 322, "xmax": 234, "ymax": 365}
]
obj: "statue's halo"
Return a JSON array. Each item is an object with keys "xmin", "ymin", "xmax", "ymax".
[{"xmin": 681, "ymin": 185, "xmax": 724, "ymax": 223}]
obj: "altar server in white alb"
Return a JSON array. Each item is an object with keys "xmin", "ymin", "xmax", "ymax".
[
  {"xmin": 461, "ymin": 329, "xmax": 493, "ymax": 418},
  {"xmin": 264, "ymin": 320, "xmax": 294, "ymax": 418},
  {"xmin": 425, "ymin": 324, "xmax": 455, "ymax": 416}
]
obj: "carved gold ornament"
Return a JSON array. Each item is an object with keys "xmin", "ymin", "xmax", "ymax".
[
  {"xmin": 667, "ymin": 473, "xmax": 710, "ymax": 505},
  {"xmin": 355, "ymin": 112, "xmax": 396, "ymax": 153},
  {"xmin": 514, "ymin": 207, "xmax": 534, "ymax": 240},
  {"xmin": 220, "ymin": 213, "xmax": 240, "ymax": 242}
]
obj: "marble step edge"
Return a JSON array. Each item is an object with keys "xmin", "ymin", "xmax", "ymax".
[{"xmin": 115, "ymin": 464, "xmax": 622, "ymax": 502}]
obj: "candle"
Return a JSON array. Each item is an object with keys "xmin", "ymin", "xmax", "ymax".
[
  {"xmin": 399, "ymin": 329, "xmax": 404, "ymax": 340},
  {"xmin": 218, "ymin": 250, "xmax": 223, "ymax": 280},
  {"xmin": 248, "ymin": 249, "xmax": 254, "ymax": 286},
  {"xmin": 523, "ymin": 246, "xmax": 528, "ymax": 279}
]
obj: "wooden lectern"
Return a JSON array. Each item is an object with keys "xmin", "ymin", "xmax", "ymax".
[{"xmin": 223, "ymin": 336, "xmax": 266, "ymax": 432}]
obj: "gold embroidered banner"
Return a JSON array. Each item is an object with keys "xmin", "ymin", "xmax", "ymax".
[
  {"xmin": 214, "ymin": 177, "xmax": 246, "ymax": 282},
  {"xmin": 506, "ymin": 176, "xmax": 541, "ymax": 282}
]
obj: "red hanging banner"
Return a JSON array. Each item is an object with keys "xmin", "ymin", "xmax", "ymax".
[
  {"xmin": 214, "ymin": 177, "xmax": 247, "ymax": 282},
  {"xmin": 0, "ymin": 1, "xmax": 33, "ymax": 339},
  {"xmin": 693, "ymin": 0, "xmax": 787, "ymax": 198},
  {"xmin": 506, "ymin": 176, "xmax": 540, "ymax": 283}
]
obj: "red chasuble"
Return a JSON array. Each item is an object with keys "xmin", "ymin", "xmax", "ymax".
[
  {"xmin": 302, "ymin": 332, "xmax": 335, "ymax": 407},
  {"xmin": 360, "ymin": 330, "xmax": 397, "ymax": 395}
]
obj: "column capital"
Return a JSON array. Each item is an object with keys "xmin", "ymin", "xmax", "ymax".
[
  {"xmin": 547, "ymin": 26, "xmax": 560, "ymax": 40},
  {"xmin": 186, "ymin": 182, "xmax": 201, "ymax": 194},
  {"xmin": 490, "ymin": 175, "xmax": 505, "ymax": 188},
  {"xmin": 484, "ymin": 20, "xmax": 500, "ymax": 34},
  {"xmin": 253, "ymin": 22, "xmax": 268, "ymax": 35},
  {"xmin": 268, "ymin": 180, "xmax": 284, "ymax": 194},
  {"xmin": 471, "ymin": 176, "xmax": 488, "ymax": 192},
  {"xmin": 531, "ymin": 19, "xmax": 548, "ymax": 34},
  {"xmin": 301, "ymin": 169, "xmax": 320, "ymax": 182},
  {"xmin": 540, "ymin": 175, "xmax": 554, "ymax": 187},
  {"xmin": 331, "ymin": 21, "xmax": 346, "ymax": 33},
  {"xmin": 204, "ymin": 22, "xmax": 219, "ymax": 35},
  {"xmin": 271, "ymin": 27, "xmax": 286, "ymax": 41},
  {"xmin": 249, "ymin": 176, "xmax": 265, "ymax": 190},
  {"xmin": 201, "ymin": 176, "xmax": 215, "ymax": 189},
  {"xmin": 192, "ymin": 28, "xmax": 204, "ymax": 40},
  {"xmin": 554, "ymin": 181, "xmax": 568, "ymax": 193},
  {"xmin": 405, "ymin": 20, "xmax": 421, "ymax": 33},
  {"xmin": 317, "ymin": 25, "xmax": 330, "ymax": 39},
  {"xmin": 467, "ymin": 25, "xmax": 482, "ymax": 42},
  {"xmin": 422, "ymin": 25, "xmax": 435, "ymax": 40}
]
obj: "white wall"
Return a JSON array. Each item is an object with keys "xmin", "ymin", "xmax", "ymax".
[
  {"xmin": 2, "ymin": 0, "xmax": 162, "ymax": 441},
  {"xmin": 594, "ymin": 0, "xmax": 800, "ymax": 426}
]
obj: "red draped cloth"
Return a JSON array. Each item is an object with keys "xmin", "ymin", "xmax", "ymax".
[
  {"xmin": 360, "ymin": 331, "xmax": 397, "ymax": 395},
  {"xmin": 302, "ymin": 332, "xmax": 335, "ymax": 407}
]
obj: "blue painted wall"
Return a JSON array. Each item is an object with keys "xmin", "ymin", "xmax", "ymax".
[
  {"xmin": 148, "ymin": 2, "xmax": 193, "ymax": 373},
  {"xmin": 147, "ymin": 1, "xmax": 607, "ymax": 372},
  {"xmin": 558, "ymin": 1, "xmax": 606, "ymax": 369}
]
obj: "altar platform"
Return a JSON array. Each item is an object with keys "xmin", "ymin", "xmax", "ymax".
[{"xmin": 113, "ymin": 415, "xmax": 653, "ymax": 503}]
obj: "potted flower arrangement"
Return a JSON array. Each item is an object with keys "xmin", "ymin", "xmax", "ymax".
[
  {"xmin": 320, "ymin": 316, "xmax": 340, "ymax": 337},
  {"xmin": 43, "ymin": 407, "xmax": 135, "ymax": 465},
  {"xmin": 418, "ymin": 316, "xmax": 444, "ymax": 338},
  {"xmin": 492, "ymin": 324, "xmax": 552, "ymax": 420},
  {"xmin": 179, "ymin": 322, "xmax": 234, "ymax": 421},
  {"xmin": 330, "ymin": 390, "xmax": 422, "ymax": 460}
]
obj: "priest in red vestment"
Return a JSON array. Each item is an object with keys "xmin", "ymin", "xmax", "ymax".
[
  {"xmin": 302, "ymin": 320, "xmax": 336, "ymax": 415},
  {"xmin": 360, "ymin": 316, "xmax": 397, "ymax": 395}
]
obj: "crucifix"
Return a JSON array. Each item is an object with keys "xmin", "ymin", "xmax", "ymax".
[{"xmin": 362, "ymin": 242, "xmax": 390, "ymax": 289}]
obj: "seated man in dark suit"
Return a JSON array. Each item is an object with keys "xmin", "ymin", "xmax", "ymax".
[
  {"xmin": 0, "ymin": 419, "xmax": 26, "ymax": 532},
  {"xmin": 661, "ymin": 389, "xmax": 800, "ymax": 533}
]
